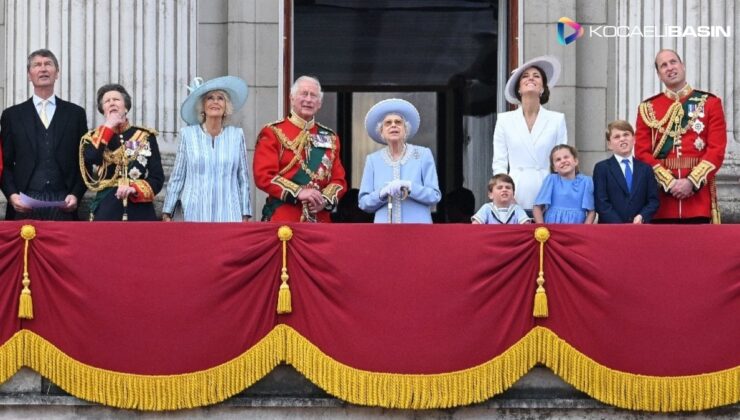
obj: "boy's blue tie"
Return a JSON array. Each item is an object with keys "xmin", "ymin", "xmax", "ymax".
[{"xmin": 622, "ymin": 158, "xmax": 632, "ymax": 193}]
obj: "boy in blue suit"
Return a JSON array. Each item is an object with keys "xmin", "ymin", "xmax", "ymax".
[{"xmin": 593, "ymin": 120, "xmax": 659, "ymax": 223}]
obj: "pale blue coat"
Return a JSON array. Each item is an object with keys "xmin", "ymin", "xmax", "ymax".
[
  {"xmin": 358, "ymin": 144, "xmax": 441, "ymax": 223},
  {"xmin": 163, "ymin": 125, "xmax": 252, "ymax": 222}
]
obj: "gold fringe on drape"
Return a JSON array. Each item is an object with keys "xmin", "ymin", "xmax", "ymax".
[
  {"xmin": 19, "ymin": 329, "xmax": 283, "ymax": 411},
  {"xmin": 283, "ymin": 324, "xmax": 539, "ymax": 409},
  {"xmin": 535, "ymin": 327, "xmax": 740, "ymax": 412},
  {"xmin": 283, "ymin": 325, "xmax": 740, "ymax": 412},
  {"xmin": 0, "ymin": 333, "xmax": 24, "ymax": 384},
  {"xmin": 0, "ymin": 326, "xmax": 736, "ymax": 411}
]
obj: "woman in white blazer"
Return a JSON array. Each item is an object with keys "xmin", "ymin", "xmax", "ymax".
[{"xmin": 492, "ymin": 56, "xmax": 567, "ymax": 213}]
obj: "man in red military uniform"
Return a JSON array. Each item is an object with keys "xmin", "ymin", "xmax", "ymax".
[
  {"xmin": 254, "ymin": 76, "xmax": 347, "ymax": 222},
  {"xmin": 635, "ymin": 49, "xmax": 726, "ymax": 223}
]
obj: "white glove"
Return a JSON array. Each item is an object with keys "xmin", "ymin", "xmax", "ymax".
[
  {"xmin": 388, "ymin": 179, "xmax": 403, "ymax": 198},
  {"xmin": 379, "ymin": 184, "xmax": 392, "ymax": 200}
]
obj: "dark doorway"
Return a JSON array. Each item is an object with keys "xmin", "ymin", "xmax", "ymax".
[{"xmin": 295, "ymin": 0, "xmax": 500, "ymax": 221}]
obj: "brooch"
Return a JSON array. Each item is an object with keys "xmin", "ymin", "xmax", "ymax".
[
  {"xmin": 694, "ymin": 138, "xmax": 706, "ymax": 151},
  {"xmin": 692, "ymin": 120, "xmax": 704, "ymax": 134},
  {"xmin": 128, "ymin": 167, "xmax": 142, "ymax": 180}
]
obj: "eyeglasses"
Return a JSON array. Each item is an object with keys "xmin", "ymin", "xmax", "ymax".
[{"xmin": 296, "ymin": 91, "xmax": 320, "ymax": 100}]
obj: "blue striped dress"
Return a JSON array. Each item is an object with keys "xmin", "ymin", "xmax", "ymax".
[{"xmin": 163, "ymin": 125, "xmax": 252, "ymax": 222}]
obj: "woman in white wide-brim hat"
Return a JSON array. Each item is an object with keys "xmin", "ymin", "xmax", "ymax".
[
  {"xmin": 162, "ymin": 76, "xmax": 252, "ymax": 222},
  {"xmin": 491, "ymin": 55, "xmax": 568, "ymax": 215},
  {"xmin": 358, "ymin": 98, "xmax": 441, "ymax": 223}
]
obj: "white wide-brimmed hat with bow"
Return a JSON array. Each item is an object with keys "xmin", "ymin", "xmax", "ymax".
[
  {"xmin": 364, "ymin": 98, "xmax": 421, "ymax": 144},
  {"xmin": 180, "ymin": 76, "xmax": 248, "ymax": 125},
  {"xmin": 504, "ymin": 55, "xmax": 561, "ymax": 105}
]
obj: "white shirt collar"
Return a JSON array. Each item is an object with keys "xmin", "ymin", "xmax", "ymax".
[
  {"xmin": 33, "ymin": 94, "xmax": 56, "ymax": 107},
  {"xmin": 613, "ymin": 154, "xmax": 633, "ymax": 166}
]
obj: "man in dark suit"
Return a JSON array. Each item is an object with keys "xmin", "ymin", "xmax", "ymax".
[
  {"xmin": 1, "ymin": 49, "xmax": 88, "ymax": 220},
  {"xmin": 593, "ymin": 120, "xmax": 659, "ymax": 224}
]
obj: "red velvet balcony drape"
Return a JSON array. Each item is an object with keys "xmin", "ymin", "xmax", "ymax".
[{"xmin": 0, "ymin": 222, "xmax": 737, "ymax": 411}]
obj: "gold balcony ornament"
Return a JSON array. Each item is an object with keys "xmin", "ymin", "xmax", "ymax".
[
  {"xmin": 533, "ymin": 227, "xmax": 550, "ymax": 318},
  {"xmin": 19, "ymin": 225, "xmax": 37, "ymax": 319},
  {"xmin": 277, "ymin": 225, "xmax": 294, "ymax": 314}
]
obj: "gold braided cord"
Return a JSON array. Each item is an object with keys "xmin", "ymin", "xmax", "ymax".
[
  {"xmin": 277, "ymin": 226, "xmax": 293, "ymax": 314},
  {"xmin": 532, "ymin": 227, "xmax": 550, "ymax": 318},
  {"xmin": 270, "ymin": 125, "xmax": 336, "ymax": 182},
  {"xmin": 18, "ymin": 226, "xmax": 36, "ymax": 319},
  {"xmin": 79, "ymin": 128, "xmax": 153, "ymax": 192},
  {"xmin": 639, "ymin": 101, "xmax": 684, "ymax": 158},
  {"xmin": 710, "ymin": 178, "xmax": 721, "ymax": 224},
  {"xmin": 639, "ymin": 94, "xmax": 709, "ymax": 158},
  {"xmin": 271, "ymin": 126, "xmax": 309, "ymax": 176},
  {"xmin": 21, "ymin": 329, "xmax": 282, "ymax": 411}
]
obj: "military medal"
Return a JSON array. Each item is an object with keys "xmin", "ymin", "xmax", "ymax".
[
  {"xmin": 687, "ymin": 103, "xmax": 696, "ymax": 118},
  {"xmin": 312, "ymin": 133, "xmax": 333, "ymax": 148},
  {"xmin": 694, "ymin": 138, "xmax": 706, "ymax": 151},
  {"xmin": 692, "ymin": 120, "xmax": 704, "ymax": 134}
]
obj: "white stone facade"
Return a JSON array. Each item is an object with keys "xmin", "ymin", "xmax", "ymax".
[{"xmin": 0, "ymin": 0, "xmax": 737, "ymax": 220}]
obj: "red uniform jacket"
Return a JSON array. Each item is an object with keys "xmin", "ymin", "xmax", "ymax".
[
  {"xmin": 635, "ymin": 88, "xmax": 726, "ymax": 222},
  {"xmin": 253, "ymin": 113, "xmax": 347, "ymax": 222}
]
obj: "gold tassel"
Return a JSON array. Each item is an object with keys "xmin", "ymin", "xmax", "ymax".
[
  {"xmin": 18, "ymin": 225, "xmax": 37, "ymax": 319},
  {"xmin": 533, "ymin": 285, "xmax": 548, "ymax": 318},
  {"xmin": 276, "ymin": 226, "xmax": 294, "ymax": 314},
  {"xmin": 278, "ymin": 282, "xmax": 291, "ymax": 314},
  {"xmin": 533, "ymin": 227, "xmax": 550, "ymax": 318}
]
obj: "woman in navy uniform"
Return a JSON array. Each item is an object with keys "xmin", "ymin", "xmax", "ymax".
[{"xmin": 80, "ymin": 84, "xmax": 163, "ymax": 221}]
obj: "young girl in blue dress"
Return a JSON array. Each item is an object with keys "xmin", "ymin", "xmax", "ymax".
[{"xmin": 533, "ymin": 145, "xmax": 595, "ymax": 224}]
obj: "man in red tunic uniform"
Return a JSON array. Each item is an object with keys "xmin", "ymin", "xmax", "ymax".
[
  {"xmin": 635, "ymin": 49, "xmax": 727, "ymax": 223},
  {"xmin": 253, "ymin": 76, "xmax": 347, "ymax": 222}
]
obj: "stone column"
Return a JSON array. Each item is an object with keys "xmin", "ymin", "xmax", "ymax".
[
  {"xmin": 2, "ymin": 0, "xmax": 196, "ymax": 151},
  {"xmin": 520, "ymin": 0, "xmax": 612, "ymax": 174},
  {"xmin": 199, "ymin": 0, "xmax": 282, "ymax": 219}
]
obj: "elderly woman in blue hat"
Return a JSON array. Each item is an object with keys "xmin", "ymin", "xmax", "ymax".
[
  {"xmin": 358, "ymin": 98, "xmax": 441, "ymax": 223},
  {"xmin": 491, "ymin": 55, "xmax": 567, "ymax": 216},
  {"xmin": 162, "ymin": 76, "xmax": 252, "ymax": 222}
]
